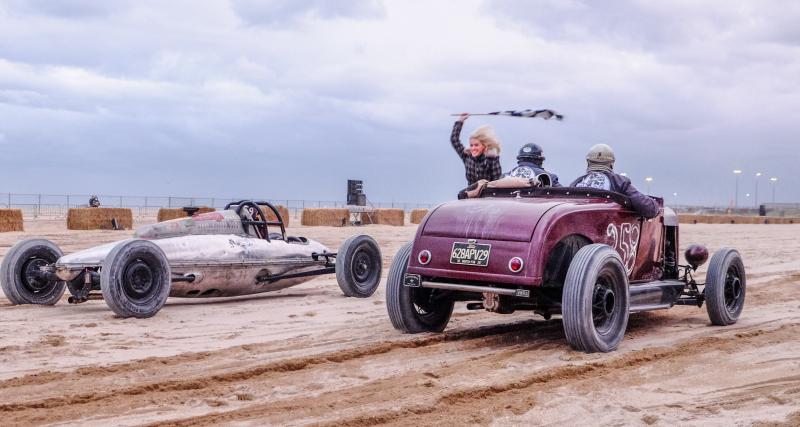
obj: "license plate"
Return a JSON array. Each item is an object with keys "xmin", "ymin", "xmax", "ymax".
[{"xmin": 450, "ymin": 242, "xmax": 491, "ymax": 267}]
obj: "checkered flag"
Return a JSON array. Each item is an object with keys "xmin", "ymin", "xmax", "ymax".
[
  {"xmin": 487, "ymin": 109, "xmax": 563, "ymax": 120},
  {"xmin": 452, "ymin": 109, "xmax": 563, "ymax": 120}
]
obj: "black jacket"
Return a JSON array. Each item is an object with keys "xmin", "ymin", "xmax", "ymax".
[{"xmin": 570, "ymin": 171, "xmax": 660, "ymax": 219}]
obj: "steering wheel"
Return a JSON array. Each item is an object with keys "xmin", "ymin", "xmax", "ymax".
[{"xmin": 235, "ymin": 201, "xmax": 269, "ymax": 239}]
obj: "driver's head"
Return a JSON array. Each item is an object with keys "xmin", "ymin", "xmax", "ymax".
[
  {"xmin": 586, "ymin": 143, "xmax": 615, "ymax": 172},
  {"xmin": 517, "ymin": 143, "xmax": 544, "ymax": 166}
]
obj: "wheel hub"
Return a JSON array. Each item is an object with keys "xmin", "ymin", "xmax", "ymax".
[
  {"xmin": 22, "ymin": 258, "xmax": 51, "ymax": 291},
  {"xmin": 592, "ymin": 283, "xmax": 616, "ymax": 328},
  {"xmin": 353, "ymin": 251, "xmax": 371, "ymax": 281},
  {"xmin": 724, "ymin": 267, "xmax": 743, "ymax": 311},
  {"xmin": 123, "ymin": 260, "xmax": 155, "ymax": 298}
]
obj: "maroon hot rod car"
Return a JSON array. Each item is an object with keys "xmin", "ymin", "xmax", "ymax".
[{"xmin": 386, "ymin": 185, "xmax": 745, "ymax": 353}]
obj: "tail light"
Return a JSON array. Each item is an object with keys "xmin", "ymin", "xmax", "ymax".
[
  {"xmin": 508, "ymin": 257, "xmax": 524, "ymax": 273},
  {"xmin": 418, "ymin": 250, "xmax": 431, "ymax": 265}
]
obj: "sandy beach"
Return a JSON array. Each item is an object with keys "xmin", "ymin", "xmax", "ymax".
[{"xmin": 1, "ymin": 220, "xmax": 799, "ymax": 426}]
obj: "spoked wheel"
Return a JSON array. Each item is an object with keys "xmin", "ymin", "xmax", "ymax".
[
  {"xmin": 386, "ymin": 243, "xmax": 454, "ymax": 333},
  {"xmin": 562, "ymin": 244, "xmax": 630, "ymax": 353},
  {"xmin": 336, "ymin": 235, "xmax": 382, "ymax": 297},
  {"xmin": 592, "ymin": 281, "xmax": 618, "ymax": 333},
  {"xmin": 0, "ymin": 239, "xmax": 65, "ymax": 305},
  {"xmin": 705, "ymin": 248, "xmax": 746, "ymax": 326},
  {"xmin": 101, "ymin": 239, "xmax": 171, "ymax": 318}
]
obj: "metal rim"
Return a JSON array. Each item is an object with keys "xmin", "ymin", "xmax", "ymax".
[
  {"xmin": 412, "ymin": 287, "xmax": 438, "ymax": 317},
  {"xmin": 350, "ymin": 243, "xmax": 380, "ymax": 290},
  {"xmin": 723, "ymin": 263, "xmax": 744, "ymax": 313},
  {"xmin": 120, "ymin": 254, "xmax": 162, "ymax": 303},
  {"xmin": 21, "ymin": 258, "xmax": 52, "ymax": 293},
  {"xmin": 352, "ymin": 250, "xmax": 372, "ymax": 282},
  {"xmin": 591, "ymin": 267, "xmax": 620, "ymax": 334}
]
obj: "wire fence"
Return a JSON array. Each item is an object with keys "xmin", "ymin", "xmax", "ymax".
[
  {"xmin": 3, "ymin": 193, "xmax": 795, "ymax": 220},
  {"xmin": 0, "ymin": 193, "xmax": 437, "ymax": 219}
]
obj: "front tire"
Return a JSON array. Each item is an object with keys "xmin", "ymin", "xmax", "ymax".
[
  {"xmin": 562, "ymin": 244, "xmax": 630, "ymax": 353},
  {"xmin": 335, "ymin": 234, "xmax": 382, "ymax": 298},
  {"xmin": 386, "ymin": 242, "xmax": 454, "ymax": 333},
  {"xmin": 705, "ymin": 248, "xmax": 745, "ymax": 326},
  {"xmin": 101, "ymin": 239, "xmax": 171, "ymax": 318},
  {"xmin": 1, "ymin": 239, "xmax": 65, "ymax": 305}
]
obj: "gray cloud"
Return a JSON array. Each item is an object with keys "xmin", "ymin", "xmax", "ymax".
[
  {"xmin": 231, "ymin": 0, "xmax": 385, "ymax": 27},
  {"xmin": 0, "ymin": 0, "xmax": 797, "ymax": 206}
]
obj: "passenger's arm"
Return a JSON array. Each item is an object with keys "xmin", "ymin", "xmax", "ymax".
[
  {"xmin": 623, "ymin": 183, "xmax": 660, "ymax": 219},
  {"xmin": 450, "ymin": 121, "xmax": 468, "ymax": 160}
]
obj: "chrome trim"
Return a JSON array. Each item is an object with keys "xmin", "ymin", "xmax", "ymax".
[
  {"xmin": 508, "ymin": 257, "xmax": 524, "ymax": 273},
  {"xmin": 418, "ymin": 250, "xmax": 431, "ymax": 265},
  {"xmin": 421, "ymin": 280, "xmax": 518, "ymax": 296}
]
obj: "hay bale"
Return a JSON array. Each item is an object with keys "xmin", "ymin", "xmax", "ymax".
[
  {"xmin": 362, "ymin": 208, "xmax": 405, "ymax": 226},
  {"xmin": 67, "ymin": 208, "xmax": 133, "ymax": 230},
  {"xmin": 157, "ymin": 207, "xmax": 215, "ymax": 222},
  {"xmin": 261, "ymin": 205, "xmax": 290, "ymax": 227},
  {"xmin": 0, "ymin": 209, "xmax": 24, "ymax": 232},
  {"xmin": 301, "ymin": 208, "xmax": 349, "ymax": 227},
  {"xmin": 410, "ymin": 209, "xmax": 429, "ymax": 224}
]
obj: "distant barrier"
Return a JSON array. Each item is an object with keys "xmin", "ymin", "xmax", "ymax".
[
  {"xmin": 0, "ymin": 193, "xmax": 435, "ymax": 220},
  {"xmin": 679, "ymin": 214, "xmax": 798, "ymax": 224}
]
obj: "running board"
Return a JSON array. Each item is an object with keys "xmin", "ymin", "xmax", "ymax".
[{"xmin": 629, "ymin": 280, "xmax": 685, "ymax": 312}]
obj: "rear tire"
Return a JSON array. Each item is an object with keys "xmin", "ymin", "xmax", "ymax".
[
  {"xmin": 1, "ymin": 238, "xmax": 65, "ymax": 305},
  {"xmin": 705, "ymin": 248, "xmax": 745, "ymax": 326},
  {"xmin": 386, "ymin": 242, "xmax": 454, "ymax": 333},
  {"xmin": 562, "ymin": 244, "xmax": 630, "ymax": 353},
  {"xmin": 335, "ymin": 234, "xmax": 382, "ymax": 297},
  {"xmin": 101, "ymin": 240, "xmax": 171, "ymax": 318}
]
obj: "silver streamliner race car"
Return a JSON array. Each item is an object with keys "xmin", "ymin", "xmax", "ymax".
[{"xmin": 0, "ymin": 201, "xmax": 382, "ymax": 318}]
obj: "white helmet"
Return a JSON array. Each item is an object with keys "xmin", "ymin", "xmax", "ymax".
[{"xmin": 586, "ymin": 143, "xmax": 615, "ymax": 165}]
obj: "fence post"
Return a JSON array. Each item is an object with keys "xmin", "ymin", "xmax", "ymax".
[
  {"xmin": 168, "ymin": 197, "xmax": 172, "ymax": 208},
  {"xmin": 36, "ymin": 194, "xmax": 41, "ymax": 218}
]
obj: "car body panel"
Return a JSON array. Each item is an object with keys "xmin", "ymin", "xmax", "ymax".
[
  {"xmin": 54, "ymin": 210, "xmax": 330, "ymax": 298},
  {"xmin": 407, "ymin": 193, "xmax": 664, "ymax": 287}
]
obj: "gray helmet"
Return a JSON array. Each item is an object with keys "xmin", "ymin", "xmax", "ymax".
[
  {"xmin": 586, "ymin": 143, "xmax": 615, "ymax": 165},
  {"xmin": 517, "ymin": 143, "xmax": 544, "ymax": 163}
]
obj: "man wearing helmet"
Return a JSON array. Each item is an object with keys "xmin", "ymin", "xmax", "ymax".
[
  {"xmin": 505, "ymin": 143, "xmax": 561, "ymax": 186},
  {"xmin": 571, "ymin": 144, "xmax": 659, "ymax": 218}
]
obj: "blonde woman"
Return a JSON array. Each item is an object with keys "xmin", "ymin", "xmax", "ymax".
[{"xmin": 450, "ymin": 113, "xmax": 502, "ymax": 185}]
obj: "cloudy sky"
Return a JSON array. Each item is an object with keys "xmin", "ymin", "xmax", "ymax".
[{"xmin": 0, "ymin": 0, "xmax": 798, "ymax": 206}]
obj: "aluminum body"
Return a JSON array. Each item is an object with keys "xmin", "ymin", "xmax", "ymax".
[{"xmin": 55, "ymin": 210, "xmax": 330, "ymax": 298}]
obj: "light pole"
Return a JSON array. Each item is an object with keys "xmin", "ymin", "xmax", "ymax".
[
  {"xmin": 645, "ymin": 176, "xmax": 653, "ymax": 194},
  {"xmin": 770, "ymin": 177, "xmax": 778, "ymax": 202},
  {"xmin": 754, "ymin": 172, "xmax": 762, "ymax": 208},
  {"xmin": 673, "ymin": 192, "xmax": 678, "ymax": 206},
  {"xmin": 733, "ymin": 170, "xmax": 742, "ymax": 208}
]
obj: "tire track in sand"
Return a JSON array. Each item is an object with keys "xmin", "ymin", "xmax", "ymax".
[
  {"xmin": 145, "ymin": 323, "xmax": 800, "ymax": 427},
  {"xmin": 0, "ymin": 318, "xmax": 555, "ymax": 415}
]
